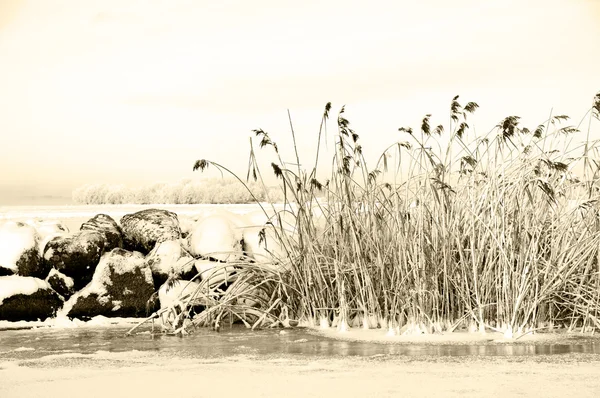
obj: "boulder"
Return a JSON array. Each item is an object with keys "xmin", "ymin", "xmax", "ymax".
[
  {"xmin": 0, "ymin": 276, "xmax": 63, "ymax": 321},
  {"xmin": 178, "ymin": 215, "xmax": 196, "ymax": 239},
  {"xmin": 157, "ymin": 279, "xmax": 203, "ymax": 327},
  {"xmin": 187, "ymin": 214, "xmax": 243, "ymax": 262},
  {"xmin": 26, "ymin": 220, "xmax": 70, "ymax": 255},
  {"xmin": 120, "ymin": 209, "xmax": 181, "ymax": 255},
  {"xmin": 80, "ymin": 214, "xmax": 123, "ymax": 252},
  {"xmin": 241, "ymin": 226, "xmax": 287, "ymax": 265},
  {"xmin": 146, "ymin": 240, "xmax": 197, "ymax": 287},
  {"xmin": 194, "ymin": 259, "xmax": 237, "ymax": 289},
  {"xmin": 0, "ymin": 221, "xmax": 48, "ymax": 278},
  {"xmin": 239, "ymin": 210, "xmax": 293, "ymax": 265},
  {"xmin": 225, "ymin": 279, "xmax": 269, "ymax": 308},
  {"xmin": 45, "ymin": 268, "xmax": 76, "ymax": 300},
  {"xmin": 61, "ymin": 248, "xmax": 155, "ymax": 320},
  {"xmin": 43, "ymin": 230, "xmax": 106, "ymax": 290}
]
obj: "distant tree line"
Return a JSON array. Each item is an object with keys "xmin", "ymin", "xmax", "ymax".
[{"xmin": 72, "ymin": 179, "xmax": 284, "ymax": 205}]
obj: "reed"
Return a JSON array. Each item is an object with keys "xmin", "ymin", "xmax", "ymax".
[{"xmin": 152, "ymin": 91, "xmax": 600, "ymax": 336}]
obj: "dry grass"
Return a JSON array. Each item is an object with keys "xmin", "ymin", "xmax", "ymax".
[{"xmin": 142, "ymin": 91, "xmax": 600, "ymax": 337}]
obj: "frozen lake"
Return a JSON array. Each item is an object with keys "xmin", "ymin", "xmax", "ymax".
[
  {"xmin": 2, "ymin": 323, "xmax": 600, "ymax": 360},
  {"xmin": 1, "ymin": 324, "xmax": 600, "ymax": 398}
]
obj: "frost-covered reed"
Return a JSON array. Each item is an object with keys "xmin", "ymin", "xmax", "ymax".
[{"xmin": 183, "ymin": 92, "xmax": 600, "ymax": 336}]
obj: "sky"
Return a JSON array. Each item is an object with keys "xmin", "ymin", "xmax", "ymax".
[{"xmin": 1, "ymin": 0, "xmax": 599, "ymax": 204}]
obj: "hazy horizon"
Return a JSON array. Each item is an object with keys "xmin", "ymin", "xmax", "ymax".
[{"xmin": 1, "ymin": 0, "xmax": 600, "ymax": 205}]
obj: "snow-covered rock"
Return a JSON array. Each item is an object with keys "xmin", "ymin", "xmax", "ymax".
[
  {"xmin": 43, "ymin": 230, "xmax": 106, "ymax": 290},
  {"xmin": 178, "ymin": 215, "xmax": 196, "ymax": 238},
  {"xmin": 0, "ymin": 221, "xmax": 47, "ymax": 278},
  {"xmin": 225, "ymin": 279, "xmax": 268, "ymax": 308},
  {"xmin": 146, "ymin": 240, "xmax": 197, "ymax": 287},
  {"xmin": 61, "ymin": 248, "xmax": 155, "ymax": 320},
  {"xmin": 0, "ymin": 276, "xmax": 62, "ymax": 321},
  {"xmin": 241, "ymin": 226, "xmax": 287, "ymax": 264},
  {"xmin": 26, "ymin": 219, "xmax": 70, "ymax": 255},
  {"xmin": 80, "ymin": 214, "xmax": 123, "ymax": 252},
  {"xmin": 194, "ymin": 259, "xmax": 237, "ymax": 288},
  {"xmin": 157, "ymin": 279, "xmax": 203, "ymax": 326},
  {"xmin": 45, "ymin": 268, "xmax": 75, "ymax": 300},
  {"xmin": 120, "ymin": 209, "xmax": 181, "ymax": 255},
  {"xmin": 242, "ymin": 210, "xmax": 271, "ymax": 227},
  {"xmin": 187, "ymin": 214, "xmax": 243, "ymax": 262},
  {"xmin": 239, "ymin": 210, "xmax": 295, "ymax": 264},
  {"xmin": 158, "ymin": 279, "xmax": 201, "ymax": 309}
]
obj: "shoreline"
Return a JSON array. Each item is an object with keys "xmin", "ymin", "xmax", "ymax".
[{"xmin": 2, "ymin": 315, "xmax": 600, "ymax": 347}]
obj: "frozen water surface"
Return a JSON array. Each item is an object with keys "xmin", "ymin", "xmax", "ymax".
[{"xmin": 2, "ymin": 324, "xmax": 600, "ymax": 362}]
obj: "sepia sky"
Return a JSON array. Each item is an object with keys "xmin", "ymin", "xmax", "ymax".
[{"xmin": 1, "ymin": 0, "xmax": 600, "ymax": 203}]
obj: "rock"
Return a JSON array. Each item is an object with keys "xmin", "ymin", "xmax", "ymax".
[
  {"xmin": 120, "ymin": 209, "xmax": 181, "ymax": 255},
  {"xmin": 0, "ymin": 276, "xmax": 63, "ymax": 321},
  {"xmin": 239, "ymin": 210, "xmax": 293, "ymax": 265},
  {"xmin": 0, "ymin": 221, "xmax": 48, "ymax": 278},
  {"xmin": 194, "ymin": 259, "xmax": 237, "ymax": 289},
  {"xmin": 146, "ymin": 240, "xmax": 197, "ymax": 287},
  {"xmin": 61, "ymin": 248, "xmax": 155, "ymax": 320},
  {"xmin": 157, "ymin": 279, "xmax": 203, "ymax": 326},
  {"xmin": 80, "ymin": 214, "xmax": 123, "ymax": 252},
  {"xmin": 158, "ymin": 279, "xmax": 202, "ymax": 310},
  {"xmin": 178, "ymin": 215, "xmax": 196, "ymax": 239},
  {"xmin": 187, "ymin": 214, "xmax": 243, "ymax": 261},
  {"xmin": 226, "ymin": 279, "xmax": 269, "ymax": 308},
  {"xmin": 242, "ymin": 210, "xmax": 270, "ymax": 227},
  {"xmin": 45, "ymin": 268, "xmax": 75, "ymax": 300},
  {"xmin": 241, "ymin": 226, "xmax": 287, "ymax": 265},
  {"xmin": 43, "ymin": 230, "xmax": 106, "ymax": 290},
  {"xmin": 26, "ymin": 220, "xmax": 70, "ymax": 255}
]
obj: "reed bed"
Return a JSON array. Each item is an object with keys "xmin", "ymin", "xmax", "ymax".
[{"xmin": 148, "ymin": 92, "xmax": 600, "ymax": 337}]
